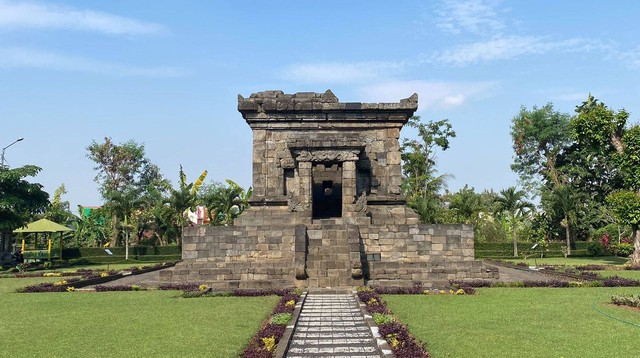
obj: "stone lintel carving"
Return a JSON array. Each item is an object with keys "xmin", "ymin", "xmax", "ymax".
[{"xmin": 292, "ymin": 149, "xmax": 360, "ymax": 163}]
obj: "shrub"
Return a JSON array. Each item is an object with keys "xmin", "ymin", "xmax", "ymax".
[
  {"xmin": 158, "ymin": 283, "xmax": 199, "ymax": 291},
  {"xmin": 575, "ymin": 264, "xmax": 607, "ymax": 271},
  {"xmin": 624, "ymin": 263, "xmax": 640, "ymax": 270},
  {"xmin": 587, "ymin": 242, "xmax": 607, "ymax": 256},
  {"xmin": 95, "ymin": 285, "xmax": 135, "ymax": 292},
  {"xmin": 602, "ymin": 276, "xmax": 640, "ymax": 287},
  {"xmin": 612, "ymin": 243, "xmax": 634, "ymax": 257},
  {"xmin": 522, "ymin": 280, "xmax": 569, "ymax": 288},
  {"xmin": 372, "ymin": 285, "xmax": 423, "ymax": 295},
  {"xmin": 611, "ymin": 294, "xmax": 640, "ymax": 308},
  {"xmin": 270, "ymin": 313, "xmax": 292, "ymax": 325},
  {"xmin": 372, "ymin": 313, "xmax": 395, "ymax": 325},
  {"xmin": 449, "ymin": 280, "xmax": 492, "ymax": 288},
  {"xmin": 378, "ymin": 322, "xmax": 430, "ymax": 357},
  {"xmin": 233, "ymin": 288, "xmax": 292, "ymax": 297}
]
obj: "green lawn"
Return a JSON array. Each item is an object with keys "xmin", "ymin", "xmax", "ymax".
[
  {"xmin": 504, "ymin": 256, "xmax": 628, "ymax": 266},
  {"xmin": 0, "ymin": 278, "xmax": 277, "ymax": 357},
  {"xmin": 596, "ymin": 270, "xmax": 640, "ymax": 280},
  {"xmin": 384, "ymin": 288, "xmax": 640, "ymax": 358}
]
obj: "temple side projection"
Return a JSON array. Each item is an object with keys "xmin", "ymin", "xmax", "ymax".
[{"xmin": 161, "ymin": 90, "xmax": 497, "ymax": 289}]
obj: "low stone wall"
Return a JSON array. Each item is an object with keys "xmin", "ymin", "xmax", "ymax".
[{"xmin": 161, "ymin": 214, "xmax": 498, "ymax": 289}]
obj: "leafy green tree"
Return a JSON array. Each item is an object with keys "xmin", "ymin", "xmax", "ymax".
[
  {"xmin": 0, "ymin": 165, "xmax": 49, "ymax": 251},
  {"xmin": 541, "ymin": 184, "xmax": 584, "ymax": 255},
  {"xmin": 401, "ymin": 116, "xmax": 456, "ymax": 223},
  {"xmin": 494, "ymin": 187, "xmax": 534, "ymax": 257},
  {"xmin": 446, "ymin": 185, "xmax": 483, "ymax": 225},
  {"xmin": 200, "ymin": 180, "xmax": 252, "ymax": 226},
  {"xmin": 73, "ymin": 206, "xmax": 108, "ymax": 247},
  {"xmin": 511, "ymin": 104, "xmax": 571, "ymax": 190},
  {"xmin": 87, "ymin": 138, "xmax": 166, "ymax": 246},
  {"xmin": 606, "ymin": 191, "xmax": 640, "ymax": 264},
  {"xmin": 0, "ymin": 165, "xmax": 49, "ymax": 232},
  {"xmin": 43, "ymin": 184, "xmax": 74, "ymax": 225}
]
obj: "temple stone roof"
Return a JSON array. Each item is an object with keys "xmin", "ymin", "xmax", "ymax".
[{"xmin": 237, "ymin": 90, "xmax": 418, "ymax": 121}]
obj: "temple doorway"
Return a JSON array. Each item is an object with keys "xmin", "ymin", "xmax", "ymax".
[{"xmin": 312, "ymin": 163, "xmax": 342, "ymax": 219}]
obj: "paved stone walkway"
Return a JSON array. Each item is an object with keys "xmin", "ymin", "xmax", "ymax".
[{"xmin": 285, "ymin": 293, "xmax": 384, "ymax": 358}]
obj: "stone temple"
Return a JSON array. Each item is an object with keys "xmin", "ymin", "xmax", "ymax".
[{"xmin": 161, "ymin": 90, "xmax": 497, "ymax": 289}]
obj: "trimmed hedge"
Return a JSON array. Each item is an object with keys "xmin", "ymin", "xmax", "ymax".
[
  {"xmin": 62, "ymin": 245, "xmax": 181, "ymax": 258},
  {"xmin": 475, "ymin": 242, "xmax": 591, "ymax": 259},
  {"xmin": 68, "ymin": 255, "xmax": 181, "ymax": 264},
  {"xmin": 58, "ymin": 246, "xmax": 181, "ymax": 264}
]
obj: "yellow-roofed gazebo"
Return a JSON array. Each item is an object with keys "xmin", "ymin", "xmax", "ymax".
[{"xmin": 13, "ymin": 219, "xmax": 73, "ymax": 261}]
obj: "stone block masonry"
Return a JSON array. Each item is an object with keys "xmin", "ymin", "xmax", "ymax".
[{"xmin": 160, "ymin": 90, "xmax": 497, "ymax": 289}]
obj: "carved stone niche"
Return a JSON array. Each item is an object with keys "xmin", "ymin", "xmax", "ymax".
[{"xmin": 292, "ymin": 148, "xmax": 360, "ymax": 163}]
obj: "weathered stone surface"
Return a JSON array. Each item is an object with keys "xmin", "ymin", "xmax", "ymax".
[{"xmin": 160, "ymin": 91, "xmax": 497, "ymax": 289}]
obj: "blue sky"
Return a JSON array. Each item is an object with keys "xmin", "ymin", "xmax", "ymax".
[{"xmin": 2, "ymin": 0, "xmax": 640, "ymax": 210}]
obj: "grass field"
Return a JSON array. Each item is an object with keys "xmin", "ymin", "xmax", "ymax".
[
  {"xmin": 385, "ymin": 288, "xmax": 640, "ymax": 358},
  {"xmin": 504, "ymin": 256, "xmax": 629, "ymax": 266},
  {"xmin": 0, "ymin": 278, "xmax": 277, "ymax": 357}
]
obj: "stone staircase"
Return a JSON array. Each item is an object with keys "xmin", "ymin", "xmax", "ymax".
[
  {"xmin": 284, "ymin": 293, "xmax": 386, "ymax": 357},
  {"xmin": 304, "ymin": 220, "xmax": 364, "ymax": 288}
]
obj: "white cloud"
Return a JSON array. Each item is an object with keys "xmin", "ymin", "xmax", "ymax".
[
  {"xmin": 0, "ymin": 47, "xmax": 185, "ymax": 77},
  {"xmin": 432, "ymin": 36, "xmax": 609, "ymax": 66},
  {"xmin": 358, "ymin": 80, "xmax": 497, "ymax": 110},
  {"xmin": 436, "ymin": 0, "xmax": 504, "ymax": 35},
  {"xmin": 0, "ymin": 0, "xmax": 165, "ymax": 35},
  {"xmin": 282, "ymin": 61, "xmax": 405, "ymax": 84}
]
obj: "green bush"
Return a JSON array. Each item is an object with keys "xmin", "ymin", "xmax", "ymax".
[
  {"xmin": 372, "ymin": 313, "xmax": 395, "ymax": 325},
  {"xmin": 611, "ymin": 294, "xmax": 640, "ymax": 308},
  {"xmin": 475, "ymin": 242, "xmax": 590, "ymax": 259},
  {"xmin": 68, "ymin": 254, "xmax": 181, "ymax": 264},
  {"xmin": 587, "ymin": 242, "xmax": 607, "ymax": 256},
  {"xmin": 612, "ymin": 243, "xmax": 634, "ymax": 257},
  {"xmin": 271, "ymin": 313, "xmax": 292, "ymax": 325},
  {"xmin": 62, "ymin": 245, "xmax": 181, "ymax": 259}
]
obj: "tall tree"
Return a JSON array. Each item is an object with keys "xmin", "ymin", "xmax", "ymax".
[
  {"xmin": 494, "ymin": 187, "xmax": 534, "ymax": 257},
  {"xmin": 86, "ymin": 138, "xmax": 161, "ymax": 246},
  {"xmin": 0, "ymin": 165, "xmax": 49, "ymax": 251},
  {"xmin": 200, "ymin": 179, "xmax": 251, "ymax": 226},
  {"xmin": 511, "ymin": 104, "xmax": 571, "ymax": 190},
  {"xmin": 541, "ymin": 184, "xmax": 584, "ymax": 255},
  {"xmin": 401, "ymin": 116, "xmax": 456, "ymax": 223},
  {"xmin": 43, "ymin": 184, "xmax": 73, "ymax": 225},
  {"xmin": 447, "ymin": 185, "xmax": 483, "ymax": 225}
]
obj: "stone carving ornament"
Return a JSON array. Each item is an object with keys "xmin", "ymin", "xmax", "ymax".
[{"xmin": 293, "ymin": 149, "xmax": 360, "ymax": 163}]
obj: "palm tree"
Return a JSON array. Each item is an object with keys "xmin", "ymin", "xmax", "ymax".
[
  {"xmin": 543, "ymin": 184, "xmax": 583, "ymax": 255},
  {"xmin": 201, "ymin": 180, "xmax": 252, "ymax": 226},
  {"xmin": 494, "ymin": 187, "xmax": 535, "ymax": 257}
]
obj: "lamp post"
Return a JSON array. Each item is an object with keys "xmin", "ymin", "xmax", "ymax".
[{"xmin": 1, "ymin": 137, "xmax": 24, "ymax": 168}]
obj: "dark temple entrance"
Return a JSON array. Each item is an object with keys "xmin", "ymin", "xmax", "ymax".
[{"xmin": 312, "ymin": 163, "xmax": 342, "ymax": 219}]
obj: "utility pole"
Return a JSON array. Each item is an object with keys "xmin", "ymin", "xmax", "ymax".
[{"xmin": 1, "ymin": 137, "xmax": 24, "ymax": 167}]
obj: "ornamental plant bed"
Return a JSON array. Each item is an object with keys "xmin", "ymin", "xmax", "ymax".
[
  {"xmin": 356, "ymin": 288, "xmax": 430, "ymax": 357},
  {"xmin": 15, "ymin": 263, "xmax": 176, "ymax": 292},
  {"xmin": 610, "ymin": 293, "xmax": 640, "ymax": 308},
  {"xmin": 241, "ymin": 292, "xmax": 300, "ymax": 357}
]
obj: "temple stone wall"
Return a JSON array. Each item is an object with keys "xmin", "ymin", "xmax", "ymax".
[{"xmin": 160, "ymin": 90, "xmax": 498, "ymax": 289}]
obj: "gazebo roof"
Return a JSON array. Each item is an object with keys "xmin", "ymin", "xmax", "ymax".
[{"xmin": 13, "ymin": 219, "xmax": 73, "ymax": 233}]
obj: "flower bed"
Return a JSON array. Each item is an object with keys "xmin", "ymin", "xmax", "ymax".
[
  {"xmin": 241, "ymin": 293, "xmax": 300, "ymax": 357},
  {"xmin": 450, "ymin": 276, "xmax": 640, "ymax": 288},
  {"xmin": 356, "ymin": 289, "xmax": 430, "ymax": 357}
]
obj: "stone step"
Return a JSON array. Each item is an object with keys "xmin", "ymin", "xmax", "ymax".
[{"xmin": 284, "ymin": 293, "xmax": 382, "ymax": 358}]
